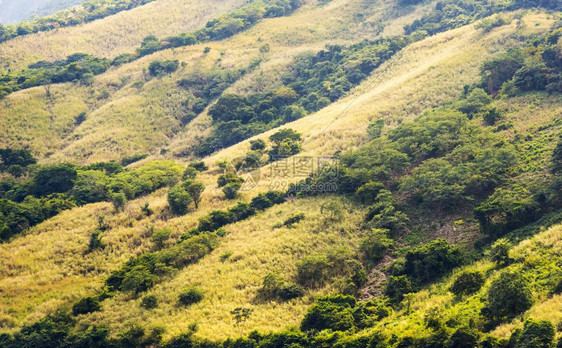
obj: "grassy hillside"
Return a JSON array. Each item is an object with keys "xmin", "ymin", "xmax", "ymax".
[
  {"xmin": 0, "ymin": 0, "xmax": 560, "ymax": 346},
  {"xmin": 0, "ymin": 0, "xmax": 435, "ymax": 163},
  {"xmin": 0, "ymin": 0, "xmax": 246, "ymax": 70},
  {"xmin": 0, "ymin": 8, "xmax": 559, "ymax": 340}
]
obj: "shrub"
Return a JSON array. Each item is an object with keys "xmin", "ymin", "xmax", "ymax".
[
  {"xmin": 110, "ymin": 191, "xmax": 127, "ymax": 212},
  {"xmin": 183, "ymin": 181, "xmax": 205, "ymax": 209},
  {"xmin": 484, "ymin": 271, "xmax": 534, "ymax": 321},
  {"xmin": 178, "ymin": 287, "xmax": 204, "ymax": 306},
  {"xmin": 151, "ymin": 229, "xmax": 171, "ymax": 250},
  {"xmin": 32, "ymin": 164, "xmax": 77, "ymax": 196},
  {"xmin": 404, "ymin": 239, "xmax": 463, "ymax": 283},
  {"xmin": 450, "ymin": 271, "xmax": 485, "ymax": 296},
  {"xmin": 261, "ymin": 273, "xmax": 304, "ymax": 301},
  {"xmin": 72, "ymin": 296, "xmax": 101, "ymax": 316},
  {"xmin": 229, "ymin": 202, "xmax": 255, "ymax": 220},
  {"xmin": 250, "ymin": 139, "xmax": 266, "ymax": 151},
  {"xmin": 402, "ymin": 239, "xmax": 463, "ymax": 284},
  {"xmin": 148, "ymin": 60, "xmax": 179, "ymax": 76},
  {"xmin": 250, "ymin": 194, "xmax": 273, "ymax": 210},
  {"xmin": 296, "ymin": 254, "xmax": 331, "ymax": 288},
  {"xmin": 88, "ymin": 230, "xmax": 104, "ymax": 252},
  {"xmin": 222, "ymin": 182, "xmax": 241, "ymax": 200},
  {"xmin": 217, "ymin": 173, "xmax": 243, "ymax": 187},
  {"xmin": 283, "ymin": 213, "xmax": 305, "ymax": 227},
  {"xmin": 140, "ymin": 295, "xmax": 158, "ymax": 310},
  {"xmin": 301, "ymin": 295, "xmax": 356, "ymax": 332},
  {"xmin": 278, "ymin": 283, "xmax": 305, "ymax": 300},
  {"xmin": 384, "ymin": 275, "xmax": 414, "ymax": 304},
  {"xmin": 359, "ymin": 229, "xmax": 393, "ymax": 265},
  {"xmin": 198, "ymin": 210, "xmax": 234, "ymax": 232},
  {"xmin": 120, "ymin": 265, "xmax": 160, "ymax": 294},
  {"xmin": 512, "ymin": 319, "xmax": 555, "ymax": 348},
  {"xmin": 447, "ymin": 327, "xmax": 479, "ymax": 348},
  {"xmin": 167, "ymin": 186, "xmax": 192, "ymax": 215},
  {"xmin": 490, "ymin": 238, "xmax": 511, "ymax": 266}
]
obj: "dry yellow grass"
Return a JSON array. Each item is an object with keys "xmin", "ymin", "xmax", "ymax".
[
  {"xmin": 0, "ymin": 0, "xmax": 246, "ymax": 71},
  {"xmin": 0, "ymin": 3, "xmax": 560, "ymax": 342},
  {"xmin": 0, "ymin": 0, "xmax": 434, "ymax": 163},
  {"xmin": 82, "ymin": 197, "xmax": 366, "ymax": 340}
]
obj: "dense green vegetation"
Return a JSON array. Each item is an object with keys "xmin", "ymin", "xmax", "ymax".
[
  {"xmin": 0, "ymin": 0, "xmax": 303, "ymax": 99},
  {"xmin": 0, "ymin": 53, "xmax": 109, "ymax": 98},
  {"xmin": 196, "ymin": 37, "xmax": 409, "ymax": 155},
  {"xmin": 0, "ymin": 0, "xmax": 156, "ymax": 43},
  {"xmin": 0, "ymin": 158, "xmax": 183, "ymax": 241},
  {"xmin": 404, "ymin": 0, "xmax": 561, "ymax": 36}
]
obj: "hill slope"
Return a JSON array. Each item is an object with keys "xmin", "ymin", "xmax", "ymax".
[{"xmin": 0, "ymin": 0, "xmax": 561, "ymax": 347}]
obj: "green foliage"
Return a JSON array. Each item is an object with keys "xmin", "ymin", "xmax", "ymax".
[
  {"xmin": 479, "ymin": 29, "xmax": 562, "ymax": 96},
  {"xmin": 33, "ymin": 164, "xmax": 77, "ymax": 196},
  {"xmin": 447, "ymin": 327, "xmax": 480, "ymax": 348},
  {"xmin": 450, "ymin": 271, "xmax": 485, "ymax": 296},
  {"xmin": 512, "ymin": 319, "xmax": 555, "ymax": 348},
  {"xmin": 402, "ymin": 239, "xmax": 464, "ymax": 284},
  {"xmin": 183, "ymin": 181, "xmax": 205, "ymax": 209},
  {"xmin": 151, "ymin": 228, "xmax": 171, "ymax": 250},
  {"xmin": 490, "ymin": 238, "xmax": 512, "ymax": 266},
  {"xmin": 404, "ymin": 0, "xmax": 560, "ymax": 38},
  {"xmin": 0, "ymin": 54, "xmax": 110, "ymax": 98},
  {"xmin": 359, "ymin": 229, "xmax": 393, "ymax": 265},
  {"xmin": 384, "ymin": 275, "xmax": 414, "ymax": 304},
  {"xmin": 0, "ymin": 148, "xmax": 36, "ymax": 174},
  {"xmin": 148, "ymin": 60, "xmax": 179, "ymax": 77},
  {"xmin": 456, "ymin": 87, "xmax": 492, "ymax": 117},
  {"xmin": 141, "ymin": 295, "xmax": 158, "ymax": 310},
  {"xmin": 283, "ymin": 213, "xmax": 305, "ymax": 227},
  {"xmin": 484, "ymin": 271, "xmax": 534, "ymax": 322},
  {"xmin": 107, "ymin": 234, "xmax": 217, "ymax": 293},
  {"xmin": 0, "ymin": 0, "xmax": 156, "ymax": 44},
  {"xmin": 167, "ymin": 186, "xmax": 192, "ymax": 215},
  {"xmin": 296, "ymin": 248, "xmax": 364, "ymax": 289},
  {"xmin": 475, "ymin": 185, "xmax": 539, "ymax": 236},
  {"xmin": 552, "ymin": 135, "xmax": 562, "ymax": 174},
  {"xmin": 72, "ymin": 296, "xmax": 101, "ymax": 316},
  {"xmin": 261, "ymin": 273, "xmax": 304, "ymax": 301},
  {"xmin": 268, "ymin": 128, "xmax": 303, "ymax": 159},
  {"xmin": 222, "ymin": 182, "xmax": 242, "ymax": 200},
  {"xmin": 250, "ymin": 139, "xmax": 266, "ymax": 151},
  {"xmin": 197, "ymin": 36, "xmax": 408, "ymax": 155},
  {"xmin": 301, "ymin": 295, "xmax": 390, "ymax": 332},
  {"xmin": 88, "ymin": 230, "xmax": 105, "ymax": 252},
  {"xmin": 178, "ymin": 286, "xmax": 204, "ymax": 306}
]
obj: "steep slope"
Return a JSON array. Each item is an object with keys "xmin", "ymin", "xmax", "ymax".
[
  {"xmin": 0, "ymin": 11, "xmax": 558, "ymax": 341},
  {"xmin": 0, "ymin": 0, "xmax": 436, "ymax": 163},
  {"xmin": 0, "ymin": 0, "xmax": 245, "ymax": 70}
]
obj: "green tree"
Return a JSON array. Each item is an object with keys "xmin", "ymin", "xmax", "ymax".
[
  {"xmin": 384, "ymin": 275, "xmax": 414, "ymax": 304},
  {"xmin": 450, "ymin": 271, "xmax": 485, "ymax": 296},
  {"xmin": 33, "ymin": 164, "xmax": 77, "ymax": 196},
  {"xmin": 183, "ymin": 181, "xmax": 205, "ymax": 209},
  {"xmin": 485, "ymin": 271, "xmax": 534, "ymax": 321},
  {"xmin": 167, "ymin": 186, "xmax": 192, "ymax": 215},
  {"xmin": 490, "ymin": 238, "xmax": 511, "ymax": 266},
  {"xmin": 72, "ymin": 297, "xmax": 101, "ymax": 316},
  {"xmin": 178, "ymin": 286, "xmax": 204, "ymax": 306},
  {"xmin": 403, "ymin": 239, "xmax": 464, "ymax": 284},
  {"xmin": 513, "ymin": 319, "xmax": 555, "ymax": 348}
]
